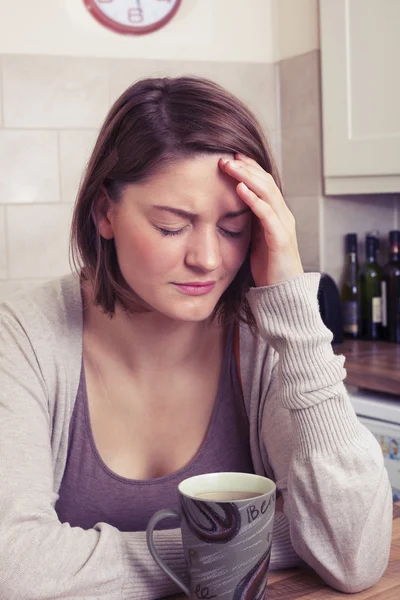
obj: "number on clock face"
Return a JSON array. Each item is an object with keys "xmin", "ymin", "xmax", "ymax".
[{"xmin": 84, "ymin": 0, "xmax": 181, "ymax": 34}]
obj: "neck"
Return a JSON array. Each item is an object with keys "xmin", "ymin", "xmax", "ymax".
[{"xmin": 81, "ymin": 280, "xmax": 224, "ymax": 373}]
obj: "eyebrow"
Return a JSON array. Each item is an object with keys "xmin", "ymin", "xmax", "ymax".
[{"xmin": 152, "ymin": 205, "xmax": 252, "ymax": 219}]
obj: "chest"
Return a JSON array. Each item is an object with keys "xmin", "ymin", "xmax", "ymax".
[
  {"xmin": 83, "ymin": 351, "xmax": 227, "ymax": 480},
  {"xmin": 56, "ymin": 340, "xmax": 253, "ymax": 532}
]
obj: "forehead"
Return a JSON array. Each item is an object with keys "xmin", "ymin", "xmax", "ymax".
[{"xmin": 125, "ymin": 154, "xmax": 244, "ymax": 213}]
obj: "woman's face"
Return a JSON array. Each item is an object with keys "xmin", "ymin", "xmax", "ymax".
[{"xmin": 100, "ymin": 154, "xmax": 252, "ymax": 322}]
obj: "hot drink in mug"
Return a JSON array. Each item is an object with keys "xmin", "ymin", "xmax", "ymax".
[{"xmin": 146, "ymin": 472, "xmax": 276, "ymax": 599}]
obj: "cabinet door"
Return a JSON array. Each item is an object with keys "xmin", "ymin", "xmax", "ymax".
[{"xmin": 320, "ymin": 0, "xmax": 400, "ymax": 194}]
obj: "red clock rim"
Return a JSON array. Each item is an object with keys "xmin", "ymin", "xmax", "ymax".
[{"xmin": 83, "ymin": 0, "xmax": 182, "ymax": 35}]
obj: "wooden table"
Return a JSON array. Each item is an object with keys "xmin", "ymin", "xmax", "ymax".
[
  {"xmin": 165, "ymin": 502, "xmax": 400, "ymax": 599},
  {"xmin": 334, "ymin": 339, "xmax": 400, "ymax": 396}
]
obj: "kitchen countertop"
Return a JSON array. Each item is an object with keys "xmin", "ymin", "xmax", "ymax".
[{"xmin": 334, "ymin": 339, "xmax": 400, "ymax": 396}]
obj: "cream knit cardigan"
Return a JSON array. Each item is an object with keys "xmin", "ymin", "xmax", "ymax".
[{"xmin": 0, "ymin": 272, "xmax": 393, "ymax": 599}]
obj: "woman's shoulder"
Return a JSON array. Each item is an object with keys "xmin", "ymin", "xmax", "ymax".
[
  {"xmin": 0, "ymin": 272, "xmax": 83, "ymax": 373},
  {"xmin": 0, "ymin": 274, "xmax": 83, "ymax": 470},
  {"xmin": 0, "ymin": 272, "xmax": 82, "ymax": 330}
]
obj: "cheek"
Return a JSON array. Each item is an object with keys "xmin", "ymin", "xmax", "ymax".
[
  {"xmin": 224, "ymin": 236, "xmax": 251, "ymax": 272},
  {"xmin": 117, "ymin": 225, "xmax": 182, "ymax": 275}
]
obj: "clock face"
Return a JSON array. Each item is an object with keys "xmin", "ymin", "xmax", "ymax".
[{"xmin": 84, "ymin": 0, "xmax": 182, "ymax": 35}]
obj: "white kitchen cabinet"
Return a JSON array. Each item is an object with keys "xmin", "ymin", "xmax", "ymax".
[{"xmin": 319, "ymin": 0, "xmax": 400, "ymax": 195}]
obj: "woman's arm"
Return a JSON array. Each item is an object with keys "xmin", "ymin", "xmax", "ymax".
[
  {"xmin": 0, "ymin": 314, "xmax": 186, "ymax": 600},
  {"xmin": 220, "ymin": 155, "xmax": 392, "ymax": 592},
  {"xmin": 247, "ymin": 273, "xmax": 393, "ymax": 593}
]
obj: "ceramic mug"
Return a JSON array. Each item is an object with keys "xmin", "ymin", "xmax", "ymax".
[{"xmin": 146, "ymin": 472, "xmax": 276, "ymax": 599}]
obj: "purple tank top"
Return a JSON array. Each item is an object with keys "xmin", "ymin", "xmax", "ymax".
[{"xmin": 56, "ymin": 324, "xmax": 254, "ymax": 532}]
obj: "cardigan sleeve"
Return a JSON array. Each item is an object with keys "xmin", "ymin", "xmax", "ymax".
[
  {"xmin": 245, "ymin": 272, "xmax": 393, "ymax": 594},
  {"xmin": 0, "ymin": 314, "xmax": 187, "ymax": 600}
]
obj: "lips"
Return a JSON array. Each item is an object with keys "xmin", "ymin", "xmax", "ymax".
[
  {"xmin": 173, "ymin": 281, "xmax": 216, "ymax": 296},
  {"xmin": 177, "ymin": 281, "xmax": 216, "ymax": 287}
]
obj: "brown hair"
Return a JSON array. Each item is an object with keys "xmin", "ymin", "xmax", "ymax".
[{"xmin": 70, "ymin": 75, "xmax": 281, "ymax": 330}]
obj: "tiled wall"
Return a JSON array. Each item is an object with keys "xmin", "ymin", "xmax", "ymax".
[
  {"xmin": 279, "ymin": 51, "xmax": 322, "ymax": 273},
  {"xmin": 0, "ymin": 54, "xmax": 278, "ymax": 302},
  {"xmin": 3, "ymin": 49, "xmax": 394, "ymax": 303},
  {"xmin": 279, "ymin": 49, "xmax": 400, "ymax": 285}
]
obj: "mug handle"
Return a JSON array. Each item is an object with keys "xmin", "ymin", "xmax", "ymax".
[{"xmin": 146, "ymin": 509, "xmax": 190, "ymax": 596}]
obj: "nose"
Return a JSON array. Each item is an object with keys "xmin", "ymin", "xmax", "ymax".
[{"xmin": 185, "ymin": 227, "xmax": 221, "ymax": 273}]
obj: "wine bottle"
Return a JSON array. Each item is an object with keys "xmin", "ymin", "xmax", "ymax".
[
  {"xmin": 359, "ymin": 234, "xmax": 383, "ymax": 340},
  {"xmin": 341, "ymin": 233, "xmax": 359, "ymax": 338},
  {"xmin": 382, "ymin": 230, "xmax": 400, "ymax": 342}
]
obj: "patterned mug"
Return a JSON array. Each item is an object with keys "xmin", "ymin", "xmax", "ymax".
[{"xmin": 146, "ymin": 472, "xmax": 276, "ymax": 599}]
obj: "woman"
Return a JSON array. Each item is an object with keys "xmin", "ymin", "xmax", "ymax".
[{"xmin": 0, "ymin": 76, "xmax": 392, "ymax": 599}]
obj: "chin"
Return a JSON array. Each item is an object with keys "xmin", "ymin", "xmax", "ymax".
[
  {"xmin": 164, "ymin": 306, "xmax": 216, "ymax": 323},
  {"xmin": 157, "ymin": 296, "xmax": 220, "ymax": 323}
]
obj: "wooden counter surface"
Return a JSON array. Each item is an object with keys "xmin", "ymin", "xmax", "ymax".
[
  {"xmin": 334, "ymin": 339, "xmax": 400, "ymax": 396},
  {"xmin": 166, "ymin": 502, "xmax": 400, "ymax": 600}
]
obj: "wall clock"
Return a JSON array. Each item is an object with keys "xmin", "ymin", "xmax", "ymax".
[{"xmin": 83, "ymin": 0, "xmax": 182, "ymax": 35}]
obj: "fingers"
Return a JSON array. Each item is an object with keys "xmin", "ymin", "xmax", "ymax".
[
  {"xmin": 218, "ymin": 156, "xmax": 291, "ymax": 224},
  {"xmin": 219, "ymin": 157, "xmax": 271, "ymax": 204},
  {"xmin": 234, "ymin": 153, "xmax": 267, "ymax": 177},
  {"xmin": 236, "ymin": 181, "xmax": 288, "ymax": 248}
]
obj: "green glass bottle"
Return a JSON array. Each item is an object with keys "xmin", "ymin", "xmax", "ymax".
[
  {"xmin": 359, "ymin": 234, "xmax": 383, "ymax": 340},
  {"xmin": 341, "ymin": 233, "xmax": 359, "ymax": 338},
  {"xmin": 381, "ymin": 230, "xmax": 400, "ymax": 343}
]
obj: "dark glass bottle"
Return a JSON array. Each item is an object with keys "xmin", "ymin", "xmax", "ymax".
[
  {"xmin": 341, "ymin": 233, "xmax": 359, "ymax": 338},
  {"xmin": 359, "ymin": 234, "xmax": 383, "ymax": 340},
  {"xmin": 382, "ymin": 230, "xmax": 400, "ymax": 342}
]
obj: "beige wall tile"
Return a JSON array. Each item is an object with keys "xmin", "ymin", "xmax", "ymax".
[
  {"xmin": 109, "ymin": 58, "xmax": 278, "ymax": 135},
  {"xmin": 0, "ymin": 279, "xmax": 50, "ymax": 304},
  {"xmin": 7, "ymin": 204, "xmax": 73, "ymax": 279},
  {"xmin": 0, "ymin": 56, "xmax": 3, "ymax": 127},
  {"xmin": 59, "ymin": 130, "xmax": 98, "ymax": 203},
  {"xmin": 3, "ymin": 55, "xmax": 109, "ymax": 129},
  {"xmin": 0, "ymin": 206, "xmax": 7, "ymax": 279},
  {"xmin": 286, "ymin": 195, "xmax": 320, "ymax": 271},
  {"xmin": 281, "ymin": 125, "xmax": 323, "ymax": 197},
  {"xmin": 194, "ymin": 61, "xmax": 278, "ymax": 135},
  {"xmin": 269, "ymin": 130, "xmax": 282, "ymax": 178},
  {"xmin": 274, "ymin": 0, "xmax": 320, "ymax": 62},
  {"xmin": 0, "ymin": 130, "xmax": 59, "ymax": 204},
  {"xmin": 322, "ymin": 194, "xmax": 396, "ymax": 284},
  {"xmin": 109, "ymin": 57, "xmax": 183, "ymax": 102},
  {"xmin": 280, "ymin": 50, "xmax": 321, "ymax": 130}
]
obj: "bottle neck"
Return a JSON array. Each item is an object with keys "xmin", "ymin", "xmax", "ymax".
[
  {"xmin": 389, "ymin": 243, "xmax": 400, "ymax": 262},
  {"xmin": 345, "ymin": 252, "xmax": 358, "ymax": 284},
  {"xmin": 366, "ymin": 241, "xmax": 377, "ymax": 263},
  {"xmin": 347, "ymin": 251, "xmax": 357, "ymax": 263}
]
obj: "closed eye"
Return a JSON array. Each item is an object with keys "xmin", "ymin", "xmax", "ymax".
[
  {"xmin": 156, "ymin": 226, "xmax": 187, "ymax": 236},
  {"xmin": 219, "ymin": 227, "xmax": 244, "ymax": 239},
  {"xmin": 156, "ymin": 225, "xmax": 245, "ymax": 239}
]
